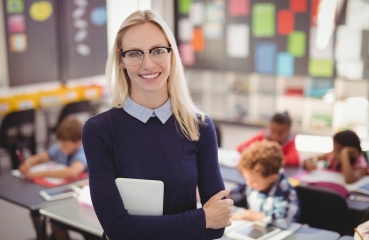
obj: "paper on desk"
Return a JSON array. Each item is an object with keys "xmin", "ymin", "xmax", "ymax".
[
  {"xmin": 267, "ymin": 223, "xmax": 301, "ymax": 240},
  {"xmin": 294, "ymin": 169, "xmax": 369, "ymax": 192},
  {"xmin": 12, "ymin": 161, "xmax": 67, "ymax": 185},
  {"xmin": 218, "ymin": 148, "xmax": 241, "ymax": 168}
]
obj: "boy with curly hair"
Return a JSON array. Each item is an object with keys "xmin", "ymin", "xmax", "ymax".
[{"xmin": 230, "ymin": 140, "xmax": 300, "ymax": 229}]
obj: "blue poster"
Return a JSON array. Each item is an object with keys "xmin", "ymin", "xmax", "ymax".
[
  {"xmin": 255, "ymin": 42, "xmax": 276, "ymax": 74},
  {"xmin": 90, "ymin": 7, "xmax": 106, "ymax": 26},
  {"xmin": 276, "ymin": 52, "xmax": 294, "ymax": 76}
]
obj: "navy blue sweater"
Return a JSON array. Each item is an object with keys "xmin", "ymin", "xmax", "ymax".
[{"xmin": 82, "ymin": 108, "xmax": 225, "ymax": 240}]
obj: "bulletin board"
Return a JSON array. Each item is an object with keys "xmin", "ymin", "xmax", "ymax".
[{"xmin": 175, "ymin": 0, "xmax": 336, "ymax": 78}]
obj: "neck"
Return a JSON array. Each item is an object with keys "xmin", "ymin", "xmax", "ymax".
[{"xmin": 130, "ymin": 91, "xmax": 169, "ymax": 109}]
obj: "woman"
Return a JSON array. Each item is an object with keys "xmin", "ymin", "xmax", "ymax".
[{"xmin": 82, "ymin": 10, "xmax": 233, "ymax": 240}]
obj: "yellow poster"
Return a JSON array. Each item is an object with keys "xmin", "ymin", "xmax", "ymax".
[{"xmin": 30, "ymin": 1, "xmax": 53, "ymax": 22}]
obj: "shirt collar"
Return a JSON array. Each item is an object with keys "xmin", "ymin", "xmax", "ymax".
[{"xmin": 123, "ymin": 96, "xmax": 173, "ymax": 124}]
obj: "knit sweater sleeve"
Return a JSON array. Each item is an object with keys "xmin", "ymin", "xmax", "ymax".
[
  {"xmin": 82, "ymin": 115, "xmax": 223, "ymax": 240},
  {"xmin": 196, "ymin": 116, "xmax": 226, "ymax": 239}
]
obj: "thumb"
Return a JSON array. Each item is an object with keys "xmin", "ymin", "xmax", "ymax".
[{"xmin": 211, "ymin": 189, "xmax": 230, "ymax": 201}]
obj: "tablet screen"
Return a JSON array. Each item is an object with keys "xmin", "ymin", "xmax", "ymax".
[
  {"xmin": 47, "ymin": 188, "xmax": 75, "ymax": 196},
  {"xmin": 236, "ymin": 224, "xmax": 276, "ymax": 239}
]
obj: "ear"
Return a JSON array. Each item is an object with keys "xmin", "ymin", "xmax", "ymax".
[{"xmin": 268, "ymin": 173, "xmax": 278, "ymax": 183}]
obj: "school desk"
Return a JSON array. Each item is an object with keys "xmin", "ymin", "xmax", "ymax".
[
  {"xmin": 40, "ymin": 197, "xmax": 340, "ymax": 240},
  {"xmin": 338, "ymin": 236, "xmax": 354, "ymax": 240},
  {"xmin": 0, "ymin": 171, "xmax": 80, "ymax": 240}
]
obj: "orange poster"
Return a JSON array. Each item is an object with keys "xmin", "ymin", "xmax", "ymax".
[{"xmin": 192, "ymin": 28, "xmax": 205, "ymax": 52}]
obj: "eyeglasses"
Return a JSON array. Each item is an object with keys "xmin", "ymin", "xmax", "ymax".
[{"xmin": 120, "ymin": 46, "xmax": 172, "ymax": 66}]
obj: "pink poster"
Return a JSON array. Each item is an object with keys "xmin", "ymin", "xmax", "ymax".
[
  {"xmin": 229, "ymin": 0, "xmax": 249, "ymax": 16},
  {"xmin": 8, "ymin": 14, "xmax": 25, "ymax": 33},
  {"xmin": 180, "ymin": 43, "xmax": 195, "ymax": 66}
]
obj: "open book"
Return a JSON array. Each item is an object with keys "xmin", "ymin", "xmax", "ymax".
[
  {"xmin": 293, "ymin": 169, "xmax": 369, "ymax": 196},
  {"xmin": 12, "ymin": 161, "xmax": 88, "ymax": 188}
]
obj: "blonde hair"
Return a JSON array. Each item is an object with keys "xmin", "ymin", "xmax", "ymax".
[
  {"xmin": 106, "ymin": 10, "xmax": 205, "ymax": 141},
  {"xmin": 238, "ymin": 140, "xmax": 284, "ymax": 177}
]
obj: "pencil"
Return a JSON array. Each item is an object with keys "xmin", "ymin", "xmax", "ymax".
[
  {"xmin": 15, "ymin": 149, "xmax": 25, "ymax": 164},
  {"xmin": 354, "ymin": 228, "xmax": 364, "ymax": 240}
]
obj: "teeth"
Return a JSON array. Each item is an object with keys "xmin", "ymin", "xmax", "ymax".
[{"xmin": 141, "ymin": 73, "xmax": 159, "ymax": 79}]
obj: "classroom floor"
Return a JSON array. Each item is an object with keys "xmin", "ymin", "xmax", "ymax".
[{"xmin": 0, "ymin": 123, "xmax": 259, "ymax": 240}]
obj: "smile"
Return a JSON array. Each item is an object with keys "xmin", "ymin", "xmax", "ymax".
[{"xmin": 139, "ymin": 73, "xmax": 160, "ymax": 79}]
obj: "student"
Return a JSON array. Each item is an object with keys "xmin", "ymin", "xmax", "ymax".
[
  {"xmin": 82, "ymin": 10, "xmax": 233, "ymax": 240},
  {"xmin": 237, "ymin": 112, "xmax": 300, "ymax": 166},
  {"xmin": 304, "ymin": 130, "xmax": 369, "ymax": 184},
  {"xmin": 19, "ymin": 117, "xmax": 90, "ymax": 240},
  {"xmin": 230, "ymin": 140, "xmax": 300, "ymax": 229}
]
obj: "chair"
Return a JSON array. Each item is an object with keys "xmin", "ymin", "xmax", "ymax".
[
  {"xmin": 0, "ymin": 109, "xmax": 36, "ymax": 170},
  {"xmin": 214, "ymin": 123, "xmax": 221, "ymax": 148},
  {"xmin": 46, "ymin": 101, "xmax": 95, "ymax": 148},
  {"xmin": 296, "ymin": 185, "xmax": 350, "ymax": 235}
]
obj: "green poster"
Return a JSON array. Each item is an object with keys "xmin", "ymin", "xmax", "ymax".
[
  {"xmin": 7, "ymin": 0, "xmax": 24, "ymax": 14},
  {"xmin": 252, "ymin": 3, "xmax": 275, "ymax": 37},
  {"xmin": 309, "ymin": 60, "xmax": 334, "ymax": 77},
  {"xmin": 179, "ymin": 0, "xmax": 193, "ymax": 14},
  {"xmin": 288, "ymin": 32, "xmax": 306, "ymax": 57}
]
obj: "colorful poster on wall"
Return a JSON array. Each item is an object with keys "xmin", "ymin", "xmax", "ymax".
[
  {"xmin": 9, "ymin": 34, "xmax": 27, "ymax": 52},
  {"xmin": 252, "ymin": 3, "xmax": 275, "ymax": 37},
  {"xmin": 179, "ymin": 0, "xmax": 193, "ymax": 14},
  {"xmin": 189, "ymin": 2, "xmax": 204, "ymax": 26},
  {"xmin": 277, "ymin": 52, "xmax": 294, "ymax": 76},
  {"xmin": 309, "ymin": 59, "xmax": 334, "ymax": 77},
  {"xmin": 229, "ymin": 0, "xmax": 249, "ymax": 16},
  {"xmin": 6, "ymin": 0, "xmax": 24, "ymax": 14},
  {"xmin": 290, "ymin": 0, "xmax": 307, "ymax": 13},
  {"xmin": 192, "ymin": 28, "xmax": 205, "ymax": 51},
  {"xmin": 309, "ymin": 27, "xmax": 333, "ymax": 60},
  {"xmin": 255, "ymin": 42, "xmax": 276, "ymax": 74},
  {"xmin": 7, "ymin": 14, "xmax": 26, "ymax": 33},
  {"xmin": 278, "ymin": 10, "xmax": 294, "ymax": 35},
  {"xmin": 180, "ymin": 43, "xmax": 195, "ymax": 66},
  {"xmin": 204, "ymin": 22, "xmax": 222, "ymax": 39},
  {"xmin": 29, "ymin": 1, "xmax": 53, "ymax": 22},
  {"xmin": 288, "ymin": 31, "xmax": 306, "ymax": 57},
  {"xmin": 90, "ymin": 6, "xmax": 107, "ymax": 26},
  {"xmin": 178, "ymin": 18, "xmax": 193, "ymax": 42},
  {"xmin": 227, "ymin": 24, "xmax": 249, "ymax": 58}
]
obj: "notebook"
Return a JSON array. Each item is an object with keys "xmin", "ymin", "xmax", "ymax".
[
  {"xmin": 115, "ymin": 178, "xmax": 164, "ymax": 216},
  {"xmin": 12, "ymin": 161, "xmax": 88, "ymax": 187}
]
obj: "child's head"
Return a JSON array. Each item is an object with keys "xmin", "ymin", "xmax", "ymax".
[
  {"xmin": 55, "ymin": 117, "xmax": 83, "ymax": 156},
  {"xmin": 268, "ymin": 112, "xmax": 291, "ymax": 144},
  {"xmin": 333, "ymin": 130, "xmax": 362, "ymax": 164},
  {"xmin": 238, "ymin": 140, "xmax": 284, "ymax": 192}
]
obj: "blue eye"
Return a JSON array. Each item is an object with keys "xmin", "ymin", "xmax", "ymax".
[
  {"xmin": 127, "ymin": 51, "xmax": 142, "ymax": 58},
  {"xmin": 151, "ymin": 48, "xmax": 166, "ymax": 55}
]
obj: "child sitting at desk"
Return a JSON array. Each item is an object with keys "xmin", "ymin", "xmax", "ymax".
[
  {"xmin": 237, "ymin": 112, "xmax": 300, "ymax": 166},
  {"xmin": 304, "ymin": 130, "xmax": 369, "ymax": 184},
  {"xmin": 230, "ymin": 140, "xmax": 300, "ymax": 229},
  {"xmin": 19, "ymin": 117, "xmax": 91, "ymax": 240}
]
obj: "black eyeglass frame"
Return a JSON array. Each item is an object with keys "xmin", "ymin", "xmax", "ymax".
[{"xmin": 120, "ymin": 46, "xmax": 172, "ymax": 58}]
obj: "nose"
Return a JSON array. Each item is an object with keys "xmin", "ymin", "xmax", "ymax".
[{"xmin": 141, "ymin": 52, "xmax": 156, "ymax": 70}]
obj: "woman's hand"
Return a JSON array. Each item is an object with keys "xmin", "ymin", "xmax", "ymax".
[
  {"xmin": 203, "ymin": 190, "xmax": 234, "ymax": 229},
  {"xmin": 303, "ymin": 159, "xmax": 317, "ymax": 171}
]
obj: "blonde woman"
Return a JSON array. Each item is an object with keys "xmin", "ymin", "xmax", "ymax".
[{"xmin": 82, "ymin": 10, "xmax": 233, "ymax": 240}]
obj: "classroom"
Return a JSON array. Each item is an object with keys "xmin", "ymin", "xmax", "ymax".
[{"xmin": 1, "ymin": 0, "xmax": 369, "ymax": 239}]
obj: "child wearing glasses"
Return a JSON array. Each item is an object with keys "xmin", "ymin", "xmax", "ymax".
[
  {"xmin": 82, "ymin": 10, "xmax": 233, "ymax": 240},
  {"xmin": 237, "ymin": 112, "xmax": 300, "ymax": 166},
  {"xmin": 304, "ymin": 130, "xmax": 369, "ymax": 183},
  {"xmin": 230, "ymin": 140, "xmax": 300, "ymax": 229}
]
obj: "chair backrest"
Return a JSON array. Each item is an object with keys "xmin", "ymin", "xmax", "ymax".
[
  {"xmin": 0, "ymin": 109, "xmax": 35, "ymax": 149},
  {"xmin": 55, "ymin": 101, "xmax": 95, "ymax": 131},
  {"xmin": 296, "ymin": 185, "xmax": 350, "ymax": 235}
]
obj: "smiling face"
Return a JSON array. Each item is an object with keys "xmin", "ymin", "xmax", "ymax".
[{"xmin": 121, "ymin": 22, "xmax": 171, "ymax": 100}]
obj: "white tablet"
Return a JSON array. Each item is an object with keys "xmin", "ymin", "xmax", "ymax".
[
  {"xmin": 227, "ymin": 222, "xmax": 281, "ymax": 240},
  {"xmin": 115, "ymin": 178, "xmax": 164, "ymax": 216},
  {"xmin": 39, "ymin": 184, "xmax": 81, "ymax": 201}
]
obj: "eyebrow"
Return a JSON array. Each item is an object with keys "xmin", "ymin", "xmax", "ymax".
[{"xmin": 123, "ymin": 43, "xmax": 169, "ymax": 51}]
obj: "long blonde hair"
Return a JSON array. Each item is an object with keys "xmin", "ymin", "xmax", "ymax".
[{"xmin": 106, "ymin": 10, "xmax": 205, "ymax": 141}]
